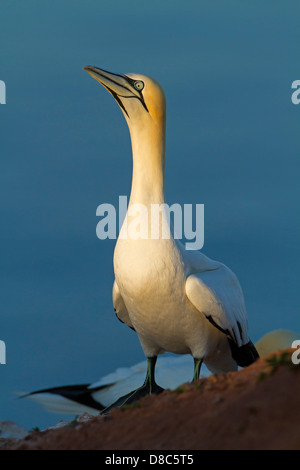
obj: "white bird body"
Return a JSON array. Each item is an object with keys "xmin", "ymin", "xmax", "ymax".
[
  {"xmin": 26, "ymin": 355, "xmax": 210, "ymax": 417},
  {"xmin": 91, "ymin": 70, "xmax": 253, "ymax": 373},
  {"xmin": 26, "ymin": 330, "xmax": 299, "ymax": 417},
  {"xmin": 114, "ymin": 232, "xmax": 239, "ymax": 372},
  {"xmin": 27, "ymin": 67, "xmax": 260, "ymax": 414},
  {"xmin": 89, "ymin": 355, "xmax": 209, "ymax": 405},
  {"xmin": 22, "ymin": 68, "xmax": 299, "ymax": 418}
]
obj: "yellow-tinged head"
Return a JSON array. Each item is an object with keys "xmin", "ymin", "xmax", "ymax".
[
  {"xmin": 84, "ymin": 66, "xmax": 167, "ymax": 198},
  {"xmin": 83, "ymin": 66, "xmax": 166, "ymax": 129}
]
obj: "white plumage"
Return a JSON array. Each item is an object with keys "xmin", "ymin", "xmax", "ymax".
[
  {"xmin": 26, "ymin": 330, "xmax": 299, "ymax": 416},
  {"xmin": 35, "ymin": 66, "xmax": 261, "ymax": 411},
  {"xmin": 82, "ymin": 67, "xmax": 259, "ymax": 388},
  {"xmin": 26, "ymin": 355, "xmax": 209, "ymax": 416},
  {"xmin": 24, "ymin": 67, "xmax": 299, "ymax": 415}
]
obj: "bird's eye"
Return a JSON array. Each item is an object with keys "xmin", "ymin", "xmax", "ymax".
[{"xmin": 134, "ymin": 81, "xmax": 144, "ymax": 91}]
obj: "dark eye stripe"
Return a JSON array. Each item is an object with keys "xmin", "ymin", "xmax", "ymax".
[
  {"xmin": 123, "ymin": 76, "xmax": 143, "ymax": 93},
  {"xmin": 113, "ymin": 75, "xmax": 148, "ymax": 114}
]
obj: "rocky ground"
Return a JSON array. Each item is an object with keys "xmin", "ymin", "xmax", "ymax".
[{"xmin": 1, "ymin": 348, "xmax": 300, "ymax": 450}]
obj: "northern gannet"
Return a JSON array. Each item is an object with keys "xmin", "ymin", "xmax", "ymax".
[
  {"xmin": 25, "ymin": 355, "xmax": 208, "ymax": 416},
  {"xmin": 25, "ymin": 330, "xmax": 299, "ymax": 416},
  {"xmin": 83, "ymin": 66, "xmax": 259, "ymax": 410}
]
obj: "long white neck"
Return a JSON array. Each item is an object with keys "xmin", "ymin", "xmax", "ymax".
[{"xmin": 128, "ymin": 117, "xmax": 166, "ymax": 207}]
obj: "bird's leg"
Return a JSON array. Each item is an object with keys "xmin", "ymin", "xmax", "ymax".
[
  {"xmin": 192, "ymin": 358, "xmax": 203, "ymax": 382},
  {"xmin": 101, "ymin": 356, "xmax": 164, "ymax": 414},
  {"xmin": 143, "ymin": 356, "xmax": 163, "ymax": 394}
]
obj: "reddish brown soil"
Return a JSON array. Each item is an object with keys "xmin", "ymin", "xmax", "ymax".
[{"xmin": 2, "ymin": 349, "xmax": 300, "ymax": 450}]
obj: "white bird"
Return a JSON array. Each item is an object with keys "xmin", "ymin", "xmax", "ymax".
[
  {"xmin": 25, "ymin": 355, "xmax": 209, "ymax": 416},
  {"xmin": 80, "ymin": 66, "xmax": 260, "ymax": 410},
  {"xmin": 25, "ymin": 330, "xmax": 299, "ymax": 416}
]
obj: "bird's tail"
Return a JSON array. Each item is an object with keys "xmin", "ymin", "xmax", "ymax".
[
  {"xmin": 21, "ymin": 384, "xmax": 105, "ymax": 417},
  {"xmin": 23, "ymin": 329, "xmax": 299, "ymax": 417},
  {"xmin": 228, "ymin": 338, "xmax": 260, "ymax": 367}
]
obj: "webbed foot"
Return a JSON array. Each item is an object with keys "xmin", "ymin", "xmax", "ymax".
[{"xmin": 101, "ymin": 356, "xmax": 164, "ymax": 414}]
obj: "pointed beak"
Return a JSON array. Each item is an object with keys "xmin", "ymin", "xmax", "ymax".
[
  {"xmin": 83, "ymin": 66, "xmax": 148, "ymax": 116},
  {"xmin": 83, "ymin": 66, "xmax": 138, "ymax": 99}
]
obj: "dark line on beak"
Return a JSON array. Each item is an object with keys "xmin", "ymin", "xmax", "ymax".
[
  {"xmin": 102, "ymin": 83, "xmax": 129, "ymax": 118},
  {"xmin": 88, "ymin": 68, "xmax": 149, "ymax": 117}
]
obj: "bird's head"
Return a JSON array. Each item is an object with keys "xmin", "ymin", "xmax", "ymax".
[{"xmin": 83, "ymin": 66, "xmax": 166, "ymax": 133}]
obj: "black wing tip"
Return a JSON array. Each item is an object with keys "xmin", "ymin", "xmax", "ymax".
[
  {"xmin": 22, "ymin": 384, "xmax": 105, "ymax": 412},
  {"xmin": 21, "ymin": 383, "xmax": 91, "ymax": 399},
  {"xmin": 228, "ymin": 338, "xmax": 260, "ymax": 367}
]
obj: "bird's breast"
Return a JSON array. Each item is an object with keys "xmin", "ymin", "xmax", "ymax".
[
  {"xmin": 113, "ymin": 237, "xmax": 220, "ymax": 357},
  {"xmin": 114, "ymin": 237, "xmax": 185, "ymax": 301},
  {"xmin": 113, "ymin": 237, "xmax": 194, "ymax": 353}
]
